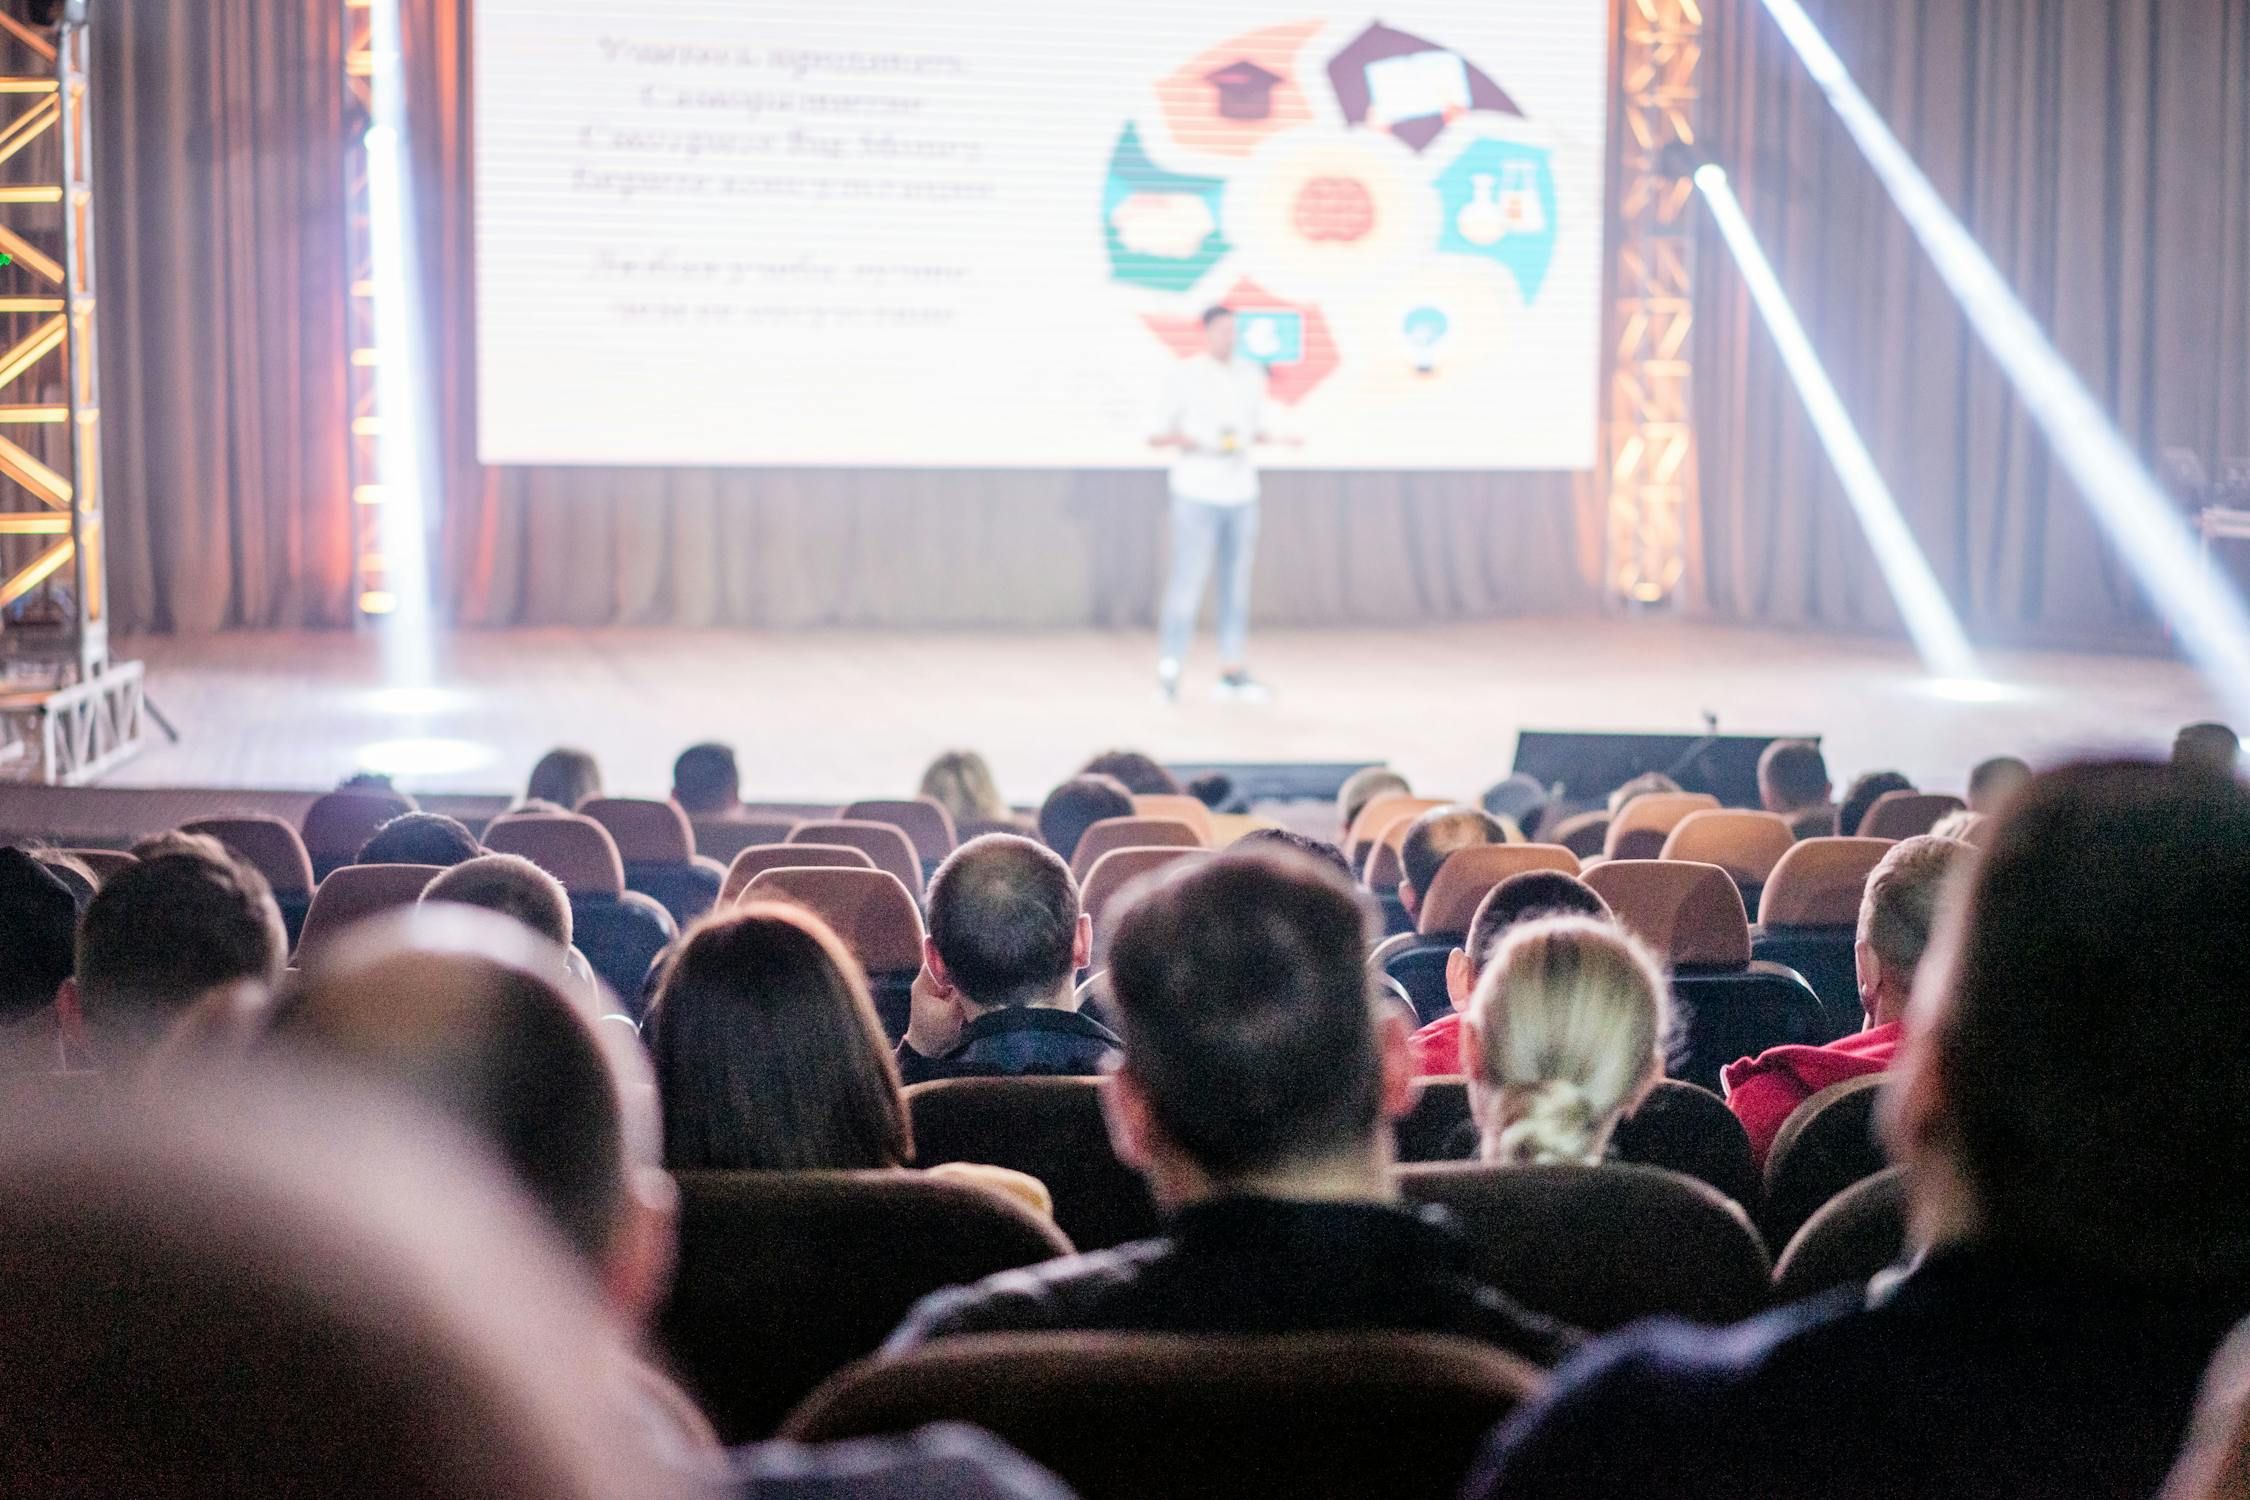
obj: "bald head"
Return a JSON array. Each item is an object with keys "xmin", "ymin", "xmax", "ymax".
[{"xmin": 926, "ymin": 833, "xmax": 1087, "ymax": 1012}]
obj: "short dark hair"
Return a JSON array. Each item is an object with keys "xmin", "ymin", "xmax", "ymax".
[
  {"xmin": 2173, "ymin": 722, "xmax": 2240, "ymax": 775},
  {"xmin": 1401, "ymin": 806, "xmax": 1507, "ymax": 896},
  {"xmin": 525, "ymin": 748, "xmax": 601, "ymax": 811},
  {"xmin": 1337, "ymin": 766, "xmax": 1411, "ymax": 838},
  {"xmin": 77, "ymin": 849, "xmax": 286, "ymax": 1061},
  {"xmin": 672, "ymin": 742, "xmax": 741, "ymax": 813},
  {"xmin": 1079, "ymin": 750, "xmax": 1181, "ymax": 796},
  {"xmin": 0, "ymin": 848, "xmax": 77, "ymax": 1022},
  {"xmin": 1931, "ymin": 761, "xmax": 2250, "ymax": 1283},
  {"xmin": 1038, "ymin": 774, "xmax": 1135, "ymax": 860},
  {"xmin": 1465, "ymin": 871, "xmax": 1610, "ymax": 972},
  {"xmin": 358, "ymin": 812, "xmax": 481, "ymax": 868},
  {"xmin": 423, "ymin": 854, "xmax": 572, "ymax": 948},
  {"xmin": 1839, "ymin": 770, "xmax": 1916, "ymax": 837},
  {"xmin": 1200, "ymin": 305, "xmax": 1234, "ymax": 326},
  {"xmin": 646, "ymin": 904, "xmax": 910, "ymax": 1172},
  {"xmin": 128, "ymin": 829, "xmax": 229, "ymax": 864},
  {"xmin": 1235, "ymin": 827, "xmax": 1354, "ymax": 881},
  {"xmin": 927, "ymin": 835, "xmax": 1081, "ymax": 1010},
  {"xmin": 1109, "ymin": 852, "xmax": 1380, "ymax": 1178},
  {"xmin": 1968, "ymin": 755, "xmax": 2031, "ymax": 803},
  {"xmin": 1759, "ymin": 739, "xmax": 1831, "ymax": 808}
]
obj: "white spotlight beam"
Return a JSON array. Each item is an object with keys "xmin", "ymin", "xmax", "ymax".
[
  {"xmin": 1694, "ymin": 164, "xmax": 1980, "ymax": 680},
  {"xmin": 1759, "ymin": 0, "xmax": 2250, "ymax": 724}
]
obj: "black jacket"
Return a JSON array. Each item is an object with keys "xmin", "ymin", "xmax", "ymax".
[{"xmin": 895, "ymin": 1007, "xmax": 1123, "ymax": 1086}]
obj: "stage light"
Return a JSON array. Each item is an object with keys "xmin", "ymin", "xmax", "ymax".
[
  {"xmin": 356, "ymin": 686, "xmax": 467, "ymax": 717},
  {"xmin": 1756, "ymin": 0, "xmax": 2250, "ymax": 726},
  {"xmin": 1693, "ymin": 163, "xmax": 1982, "ymax": 682},
  {"xmin": 354, "ymin": 737, "xmax": 498, "ymax": 779}
]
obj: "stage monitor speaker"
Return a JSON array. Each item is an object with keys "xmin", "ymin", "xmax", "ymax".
[{"xmin": 1512, "ymin": 730, "xmax": 1819, "ymax": 810}]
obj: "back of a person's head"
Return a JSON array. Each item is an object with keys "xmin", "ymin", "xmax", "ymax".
[
  {"xmin": 1337, "ymin": 765, "xmax": 1410, "ymax": 837},
  {"xmin": 919, "ymin": 748, "xmax": 1008, "ymax": 824},
  {"xmin": 1607, "ymin": 771, "xmax": 1680, "ymax": 818},
  {"xmin": 1235, "ymin": 826, "xmax": 1354, "ymax": 880},
  {"xmin": 265, "ymin": 907, "xmax": 628, "ymax": 1270},
  {"xmin": 927, "ymin": 835, "xmax": 1082, "ymax": 1010},
  {"xmin": 0, "ymin": 1078, "xmax": 683, "ymax": 1499},
  {"xmin": 1037, "ymin": 773, "xmax": 1135, "ymax": 859},
  {"xmin": 1921, "ymin": 760, "xmax": 2250, "ymax": 1284},
  {"xmin": 76, "ymin": 848, "xmax": 285, "ymax": 1065},
  {"xmin": 1758, "ymin": 739, "xmax": 1831, "ymax": 811},
  {"xmin": 1857, "ymin": 834, "xmax": 1970, "ymax": 982},
  {"xmin": 1079, "ymin": 749, "xmax": 1181, "ymax": 796},
  {"xmin": 1401, "ymin": 805, "xmax": 1508, "ymax": 898},
  {"xmin": 1467, "ymin": 915, "xmax": 1668, "ymax": 1166},
  {"xmin": 357, "ymin": 812, "xmax": 481, "ymax": 868},
  {"xmin": 0, "ymin": 847, "xmax": 77, "ymax": 1024},
  {"xmin": 128, "ymin": 828, "xmax": 230, "ymax": 864},
  {"xmin": 670, "ymin": 741, "xmax": 740, "ymax": 813},
  {"xmin": 2175, "ymin": 722, "xmax": 2242, "ymax": 777},
  {"xmin": 526, "ymin": 748, "xmax": 602, "ymax": 811},
  {"xmin": 1465, "ymin": 871, "xmax": 1611, "ymax": 972},
  {"xmin": 1838, "ymin": 769, "xmax": 1916, "ymax": 836},
  {"xmin": 1966, "ymin": 754, "xmax": 2032, "ymax": 814},
  {"xmin": 1480, "ymin": 773, "xmax": 1550, "ymax": 832},
  {"xmin": 423, "ymin": 853, "xmax": 574, "ymax": 949},
  {"xmin": 1108, "ymin": 852, "xmax": 1379, "ymax": 1179},
  {"xmin": 645, "ymin": 903, "xmax": 909, "ymax": 1172}
]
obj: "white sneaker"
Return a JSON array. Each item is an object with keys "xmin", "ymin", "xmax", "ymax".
[
  {"xmin": 1213, "ymin": 670, "xmax": 1271, "ymax": 704},
  {"xmin": 1156, "ymin": 658, "xmax": 1182, "ymax": 704}
]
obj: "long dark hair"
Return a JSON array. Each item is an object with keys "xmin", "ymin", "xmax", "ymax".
[{"xmin": 644, "ymin": 903, "xmax": 911, "ymax": 1171}]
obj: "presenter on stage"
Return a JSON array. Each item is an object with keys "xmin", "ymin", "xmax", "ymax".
[{"xmin": 1150, "ymin": 305, "xmax": 1276, "ymax": 704}]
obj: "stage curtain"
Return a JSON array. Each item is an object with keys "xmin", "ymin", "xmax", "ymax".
[
  {"xmin": 94, "ymin": 0, "xmax": 355, "ymax": 632},
  {"xmin": 398, "ymin": 0, "xmax": 1603, "ymax": 630},
  {"xmin": 1689, "ymin": 0, "xmax": 2250, "ymax": 649}
]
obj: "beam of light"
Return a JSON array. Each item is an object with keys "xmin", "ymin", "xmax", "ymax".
[
  {"xmin": 1693, "ymin": 163, "xmax": 1981, "ymax": 681},
  {"xmin": 1758, "ymin": 0, "xmax": 2250, "ymax": 727}
]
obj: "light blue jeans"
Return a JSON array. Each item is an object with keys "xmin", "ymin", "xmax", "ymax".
[{"xmin": 1159, "ymin": 493, "xmax": 1260, "ymax": 667}]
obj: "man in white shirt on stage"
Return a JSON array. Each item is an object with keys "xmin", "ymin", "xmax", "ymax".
[{"xmin": 1150, "ymin": 306, "xmax": 1272, "ymax": 704}]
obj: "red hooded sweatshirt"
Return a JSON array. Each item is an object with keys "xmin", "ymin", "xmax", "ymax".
[{"xmin": 1722, "ymin": 1020, "xmax": 1901, "ymax": 1170}]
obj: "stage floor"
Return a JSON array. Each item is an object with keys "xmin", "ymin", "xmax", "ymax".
[{"xmin": 105, "ymin": 619, "xmax": 2221, "ymax": 807}]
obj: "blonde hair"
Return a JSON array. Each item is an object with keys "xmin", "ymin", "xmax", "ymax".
[
  {"xmin": 919, "ymin": 750, "xmax": 1009, "ymax": 826},
  {"xmin": 1467, "ymin": 915, "xmax": 1669, "ymax": 1166}
]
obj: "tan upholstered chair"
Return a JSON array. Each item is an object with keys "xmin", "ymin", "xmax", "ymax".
[
  {"xmin": 1414, "ymin": 844, "xmax": 1582, "ymax": 937},
  {"xmin": 1069, "ymin": 817, "xmax": 1202, "ymax": 881},
  {"xmin": 788, "ymin": 820, "xmax": 923, "ymax": 897},
  {"xmin": 1859, "ymin": 791, "xmax": 1965, "ymax": 841},
  {"xmin": 1129, "ymin": 794, "xmax": 1215, "ymax": 845},
  {"xmin": 840, "ymin": 798, "xmax": 959, "ymax": 869},
  {"xmin": 1661, "ymin": 809, "xmax": 1796, "ymax": 887},
  {"xmin": 1081, "ymin": 846, "xmax": 1208, "ymax": 968},
  {"xmin": 296, "ymin": 864, "xmax": 445, "ymax": 961},
  {"xmin": 722, "ymin": 843, "xmax": 875, "ymax": 904},
  {"xmin": 1603, "ymin": 792, "xmax": 1720, "ymax": 862}
]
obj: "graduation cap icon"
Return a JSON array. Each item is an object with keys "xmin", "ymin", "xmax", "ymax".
[{"xmin": 1205, "ymin": 59, "xmax": 1282, "ymax": 121}]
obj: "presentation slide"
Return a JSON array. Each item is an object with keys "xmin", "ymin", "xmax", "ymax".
[{"xmin": 473, "ymin": 1, "xmax": 1610, "ymax": 470}]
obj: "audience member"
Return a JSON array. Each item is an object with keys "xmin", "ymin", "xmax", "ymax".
[
  {"xmin": 1722, "ymin": 834, "xmax": 1970, "ymax": 1166},
  {"xmin": 128, "ymin": 828, "xmax": 230, "ymax": 863},
  {"xmin": 2176, "ymin": 722, "xmax": 2242, "ymax": 777},
  {"xmin": 1185, "ymin": 771, "xmax": 1237, "ymax": 811},
  {"xmin": 424, "ymin": 853, "xmax": 574, "ymax": 949},
  {"xmin": 1465, "ymin": 917, "xmax": 1667, "ymax": 1166},
  {"xmin": 67, "ymin": 846, "xmax": 286, "ymax": 1073},
  {"xmin": 1758, "ymin": 739, "xmax": 1837, "ymax": 839},
  {"xmin": 0, "ymin": 849, "xmax": 78, "ymax": 1075},
  {"xmin": 357, "ymin": 811, "xmax": 482, "ymax": 868},
  {"xmin": 920, "ymin": 749, "xmax": 1013, "ymax": 830},
  {"xmin": 34, "ymin": 850, "xmax": 97, "ymax": 906},
  {"xmin": 1927, "ymin": 808, "xmax": 1985, "ymax": 843},
  {"xmin": 1606, "ymin": 771, "xmax": 1680, "ymax": 819},
  {"xmin": 2163, "ymin": 1320, "xmax": 2250, "ymax": 1500},
  {"xmin": 671, "ymin": 742, "xmax": 743, "ymax": 817},
  {"xmin": 1337, "ymin": 765, "xmax": 1411, "ymax": 841},
  {"xmin": 1467, "ymin": 761, "xmax": 2250, "ymax": 1500},
  {"xmin": 1966, "ymin": 754, "xmax": 2031, "ymax": 816},
  {"xmin": 886, "ymin": 851, "xmax": 1574, "ymax": 1365},
  {"xmin": 1235, "ymin": 826, "xmax": 1354, "ymax": 880},
  {"xmin": 1079, "ymin": 749, "xmax": 1181, "ymax": 796},
  {"xmin": 1837, "ymin": 769, "xmax": 1915, "ymax": 837},
  {"xmin": 897, "ymin": 835, "xmax": 1119, "ymax": 1085},
  {"xmin": 526, "ymin": 747, "xmax": 603, "ymax": 811},
  {"xmin": 1397, "ymin": 805, "xmax": 1510, "ymax": 921},
  {"xmin": 1036, "ymin": 773, "xmax": 1134, "ymax": 860},
  {"xmin": 1409, "ymin": 870, "xmax": 1613, "ymax": 1078},
  {"xmin": 1480, "ymin": 774, "xmax": 1553, "ymax": 840}
]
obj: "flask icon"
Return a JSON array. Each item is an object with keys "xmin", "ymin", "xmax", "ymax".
[{"xmin": 1455, "ymin": 174, "xmax": 1505, "ymax": 246}]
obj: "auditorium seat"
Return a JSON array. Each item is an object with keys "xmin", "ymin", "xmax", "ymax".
[
  {"xmin": 1130, "ymin": 794, "xmax": 1215, "ymax": 845},
  {"xmin": 1752, "ymin": 837, "xmax": 1895, "ymax": 1038},
  {"xmin": 789, "ymin": 820, "xmax": 924, "ymax": 899},
  {"xmin": 1380, "ymin": 844, "xmax": 1583, "ymax": 1024},
  {"xmin": 1770, "ymin": 1166, "xmax": 1908, "ymax": 1304},
  {"xmin": 182, "ymin": 814, "xmax": 317, "ymax": 946},
  {"xmin": 1206, "ymin": 812, "xmax": 1281, "ymax": 845},
  {"xmin": 1661, "ymin": 809, "xmax": 1796, "ymax": 899},
  {"xmin": 57, "ymin": 848, "xmax": 135, "ymax": 884},
  {"xmin": 481, "ymin": 813, "xmax": 677, "ymax": 1013},
  {"xmin": 1396, "ymin": 1077, "xmax": 1472, "ymax": 1163},
  {"xmin": 783, "ymin": 1330, "xmax": 1543, "ymax": 1500},
  {"xmin": 658, "ymin": 1169, "xmax": 1071, "ymax": 1443},
  {"xmin": 577, "ymin": 797, "xmax": 724, "ymax": 927},
  {"xmin": 956, "ymin": 816, "xmax": 1033, "ymax": 842},
  {"xmin": 690, "ymin": 815, "xmax": 802, "ymax": 866},
  {"xmin": 300, "ymin": 789, "xmax": 416, "ymax": 880},
  {"xmin": 720, "ymin": 842, "xmax": 875, "ymax": 903},
  {"xmin": 1859, "ymin": 790, "xmax": 1966, "ymax": 841},
  {"xmin": 1070, "ymin": 816, "xmax": 1203, "ymax": 881},
  {"xmin": 1583, "ymin": 859, "xmax": 1828, "ymax": 1095},
  {"xmin": 1396, "ymin": 1161, "xmax": 1771, "ymax": 1330},
  {"xmin": 1609, "ymin": 1079, "xmax": 1762, "ymax": 1210},
  {"xmin": 1760, "ymin": 1073, "xmax": 1891, "ymax": 1250},
  {"xmin": 1344, "ymin": 794, "xmax": 1448, "ymax": 866},
  {"xmin": 1603, "ymin": 792, "xmax": 1720, "ymax": 862},
  {"xmin": 740, "ymin": 866, "xmax": 924, "ymax": 1040},
  {"xmin": 840, "ymin": 798, "xmax": 958, "ymax": 875},
  {"xmin": 1547, "ymin": 810, "xmax": 1610, "ymax": 861},
  {"xmin": 905, "ymin": 1076, "xmax": 1160, "ymax": 1252},
  {"xmin": 295, "ymin": 863, "xmax": 444, "ymax": 962},
  {"xmin": 1081, "ymin": 846, "xmax": 1207, "ymax": 968}
]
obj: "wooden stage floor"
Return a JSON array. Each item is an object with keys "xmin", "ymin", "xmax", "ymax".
[{"xmin": 102, "ymin": 619, "xmax": 2220, "ymax": 807}]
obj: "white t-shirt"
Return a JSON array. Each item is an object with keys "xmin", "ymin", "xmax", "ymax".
[{"xmin": 1157, "ymin": 355, "xmax": 1269, "ymax": 506}]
